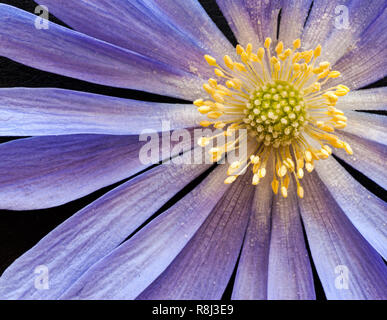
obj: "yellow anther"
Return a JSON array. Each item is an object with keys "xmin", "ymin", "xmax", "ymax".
[
  {"xmin": 312, "ymin": 82, "xmax": 321, "ymax": 91},
  {"xmin": 284, "ymin": 175, "xmax": 290, "ymax": 189},
  {"xmin": 214, "ymin": 68, "xmax": 225, "ymax": 77},
  {"xmin": 278, "ymin": 165, "xmax": 287, "ymax": 177},
  {"xmin": 293, "ymin": 63, "xmax": 301, "ymax": 71},
  {"xmin": 199, "ymin": 120, "xmax": 211, "ymax": 127},
  {"xmin": 224, "ymin": 176, "xmax": 237, "ymax": 184},
  {"xmin": 272, "ymin": 179, "xmax": 279, "ymax": 194},
  {"xmin": 297, "ymin": 185, "xmax": 304, "ymax": 198},
  {"xmin": 246, "ymin": 43, "xmax": 253, "ymax": 55},
  {"xmin": 212, "ymin": 93, "xmax": 225, "ymax": 103},
  {"xmin": 208, "ymin": 78, "xmax": 217, "ymax": 87},
  {"xmin": 293, "ymin": 39, "xmax": 301, "ymax": 49},
  {"xmin": 203, "ymin": 83, "xmax": 215, "ymax": 94},
  {"xmin": 322, "ymin": 145, "xmax": 332, "ymax": 154},
  {"xmin": 318, "ymin": 69, "xmax": 330, "ymax": 79},
  {"xmin": 214, "ymin": 121, "xmax": 226, "ymax": 129},
  {"xmin": 331, "ymin": 139, "xmax": 345, "ymax": 148},
  {"xmin": 207, "ymin": 111, "xmax": 223, "ymax": 119},
  {"xmin": 323, "ymin": 91, "xmax": 338, "ymax": 104},
  {"xmin": 319, "ymin": 62, "xmax": 330, "ymax": 69},
  {"xmin": 297, "ymin": 168, "xmax": 304, "ymax": 179},
  {"xmin": 224, "ymin": 55, "xmax": 234, "ymax": 70},
  {"xmin": 250, "ymin": 53, "xmax": 259, "ymax": 62},
  {"xmin": 293, "ymin": 52, "xmax": 302, "ymax": 62},
  {"xmin": 281, "ymin": 186, "xmax": 288, "ymax": 198},
  {"xmin": 284, "ymin": 48, "xmax": 292, "ymax": 57},
  {"xmin": 334, "ymin": 114, "xmax": 347, "ymax": 122},
  {"xmin": 335, "ymin": 89, "xmax": 348, "ymax": 96},
  {"xmin": 305, "ymin": 162, "xmax": 314, "ymax": 172},
  {"xmin": 343, "ymin": 142, "xmax": 353, "ymax": 155},
  {"xmin": 297, "ymin": 158, "xmax": 304, "ymax": 169},
  {"xmin": 203, "ymin": 100, "xmax": 215, "ymax": 106},
  {"xmin": 304, "ymin": 150, "xmax": 313, "ymax": 162},
  {"xmin": 213, "ymin": 102, "xmax": 225, "ymax": 111},
  {"xmin": 319, "ymin": 149, "xmax": 330, "ymax": 159},
  {"xmin": 328, "ymin": 71, "xmax": 341, "ymax": 78},
  {"xmin": 234, "ymin": 62, "xmax": 247, "ymax": 72},
  {"xmin": 198, "ymin": 137, "xmax": 210, "ymax": 146},
  {"xmin": 204, "ymin": 54, "xmax": 217, "ymax": 66},
  {"xmin": 257, "ymin": 168, "xmax": 266, "ymax": 178},
  {"xmin": 337, "ymin": 84, "xmax": 350, "ymax": 92},
  {"xmin": 270, "ymin": 56, "xmax": 278, "ymax": 65},
  {"xmin": 334, "ymin": 121, "xmax": 347, "ymax": 129},
  {"xmin": 275, "ymin": 41, "xmax": 284, "ymax": 54},
  {"xmin": 251, "ymin": 155, "xmax": 260, "ymax": 164},
  {"xmin": 194, "ymin": 99, "xmax": 204, "ymax": 107},
  {"xmin": 230, "ymin": 161, "xmax": 241, "ymax": 170},
  {"xmin": 241, "ymin": 51, "xmax": 249, "ymax": 63},
  {"xmin": 320, "ymin": 123, "xmax": 335, "ymax": 133},
  {"xmin": 264, "ymin": 37, "xmax": 272, "ymax": 48},
  {"xmin": 225, "ymin": 80, "xmax": 235, "ymax": 88},
  {"xmin": 199, "ymin": 105, "xmax": 214, "ymax": 114},
  {"xmin": 252, "ymin": 174, "xmax": 260, "ymax": 185},
  {"xmin": 304, "ymin": 50, "xmax": 314, "ymax": 63},
  {"xmin": 314, "ymin": 44, "xmax": 322, "ymax": 58},
  {"xmin": 236, "ymin": 44, "xmax": 244, "ymax": 55}
]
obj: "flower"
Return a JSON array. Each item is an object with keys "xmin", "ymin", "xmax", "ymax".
[
  {"xmin": 195, "ymin": 39, "xmax": 352, "ymax": 198},
  {"xmin": 0, "ymin": 0, "xmax": 386, "ymax": 300}
]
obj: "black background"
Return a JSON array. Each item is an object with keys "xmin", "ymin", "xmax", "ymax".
[{"xmin": 0, "ymin": 0, "xmax": 385, "ymax": 301}]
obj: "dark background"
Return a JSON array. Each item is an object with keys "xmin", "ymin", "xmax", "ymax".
[{"xmin": 0, "ymin": 0, "xmax": 385, "ymax": 300}]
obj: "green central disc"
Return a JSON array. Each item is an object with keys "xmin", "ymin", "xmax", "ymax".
[{"xmin": 243, "ymin": 80, "xmax": 308, "ymax": 147}]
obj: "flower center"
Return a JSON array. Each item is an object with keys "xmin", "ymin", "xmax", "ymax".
[
  {"xmin": 245, "ymin": 80, "xmax": 307, "ymax": 147},
  {"xmin": 195, "ymin": 37, "xmax": 353, "ymax": 198}
]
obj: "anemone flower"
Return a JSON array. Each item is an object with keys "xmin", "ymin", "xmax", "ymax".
[{"xmin": 0, "ymin": 0, "xmax": 386, "ymax": 300}]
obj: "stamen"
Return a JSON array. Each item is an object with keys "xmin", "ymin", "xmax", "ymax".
[{"xmin": 195, "ymin": 39, "xmax": 352, "ymax": 198}]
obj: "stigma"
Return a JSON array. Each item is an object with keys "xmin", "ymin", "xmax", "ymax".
[{"xmin": 194, "ymin": 37, "xmax": 353, "ymax": 198}]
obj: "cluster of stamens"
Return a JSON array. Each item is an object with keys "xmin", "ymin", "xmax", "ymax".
[
  {"xmin": 194, "ymin": 37, "xmax": 353, "ymax": 198},
  {"xmin": 245, "ymin": 80, "xmax": 307, "ymax": 147}
]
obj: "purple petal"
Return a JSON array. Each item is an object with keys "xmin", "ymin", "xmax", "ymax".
[
  {"xmin": 336, "ymin": 88, "xmax": 387, "ymax": 111},
  {"xmin": 137, "ymin": 171, "xmax": 255, "ymax": 300},
  {"xmin": 279, "ymin": 0, "xmax": 313, "ymax": 47},
  {"xmin": 329, "ymin": 7, "xmax": 387, "ymax": 90},
  {"xmin": 304, "ymin": 0, "xmax": 385, "ymax": 64},
  {"xmin": 302, "ymin": 0, "xmax": 343, "ymax": 50},
  {"xmin": 60, "ymin": 165, "xmax": 232, "ymax": 299},
  {"xmin": 315, "ymin": 157, "xmax": 387, "ymax": 259},
  {"xmin": 0, "ymin": 162, "xmax": 211, "ymax": 299},
  {"xmin": 216, "ymin": 0, "xmax": 259, "ymax": 46},
  {"xmin": 267, "ymin": 182, "xmax": 316, "ymax": 300},
  {"xmin": 34, "ymin": 0, "xmax": 232, "ymax": 79},
  {"xmin": 0, "ymin": 5, "xmax": 203, "ymax": 100},
  {"xmin": 152, "ymin": 0, "xmax": 234, "ymax": 55},
  {"xmin": 231, "ymin": 178, "xmax": 273, "ymax": 300},
  {"xmin": 0, "ymin": 133, "xmax": 193, "ymax": 210},
  {"xmin": 343, "ymin": 111, "xmax": 387, "ymax": 145},
  {"xmin": 300, "ymin": 172, "xmax": 387, "ymax": 299},
  {"xmin": 216, "ymin": 0, "xmax": 280, "ymax": 46},
  {"xmin": 0, "ymin": 88, "xmax": 202, "ymax": 136},
  {"xmin": 334, "ymin": 131, "xmax": 387, "ymax": 190}
]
